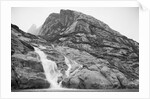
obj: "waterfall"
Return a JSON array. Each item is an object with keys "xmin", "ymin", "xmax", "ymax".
[
  {"xmin": 34, "ymin": 47, "xmax": 62, "ymax": 89},
  {"xmin": 64, "ymin": 57, "xmax": 72, "ymax": 77},
  {"xmin": 64, "ymin": 56, "xmax": 83, "ymax": 77},
  {"xmin": 34, "ymin": 45, "xmax": 82, "ymax": 90}
]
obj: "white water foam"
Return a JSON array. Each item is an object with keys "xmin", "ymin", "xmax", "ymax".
[
  {"xmin": 34, "ymin": 47, "xmax": 62, "ymax": 89},
  {"xmin": 64, "ymin": 56, "xmax": 72, "ymax": 77},
  {"xmin": 64, "ymin": 57, "xmax": 83, "ymax": 77},
  {"xmin": 34, "ymin": 46, "xmax": 82, "ymax": 90}
]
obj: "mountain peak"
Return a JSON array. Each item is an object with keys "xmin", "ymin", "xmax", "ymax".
[
  {"xmin": 38, "ymin": 9, "xmax": 139, "ymax": 83},
  {"xmin": 39, "ymin": 9, "xmax": 125, "ymax": 39},
  {"xmin": 27, "ymin": 24, "xmax": 41, "ymax": 35}
]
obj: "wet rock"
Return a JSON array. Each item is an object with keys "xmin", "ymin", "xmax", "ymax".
[
  {"xmin": 12, "ymin": 57, "xmax": 43, "ymax": 72},
  {"xmin": 19, "ymin": 78, "xmax": 50, "ymax": 89}
]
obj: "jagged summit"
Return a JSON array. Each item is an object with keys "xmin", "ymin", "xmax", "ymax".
[
  {"xmin": 39, "ymin": 9, "xmax": 122, "ymax": 37},
  {"xmin": 27, "ymin": 24, "xmax": 41, "ymax": 35},
  {"xmin": 27, "ymin": 24, "xmax": 37, "ymax": 33}
]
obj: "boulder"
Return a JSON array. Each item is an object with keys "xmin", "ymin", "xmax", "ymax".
[{"xmin": 11, "ymin": 57, "xmax": 49, "ymax": 90}]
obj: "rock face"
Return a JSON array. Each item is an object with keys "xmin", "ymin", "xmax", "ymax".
[
  {"xmin": 39, "ymin": 9, "xmax": 139, "ymax": 89},
  {"xmin": 11, "ymin": 24, "xmax": 50, "ymax": 90},
  {"xmin": 11, "ymin": 9, "xmax": 139, "ymax": 90},
  {"xmin": 11, "ymin": 24, "xmax": 69, "ymax": 90}
]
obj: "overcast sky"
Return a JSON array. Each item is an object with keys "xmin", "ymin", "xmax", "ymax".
[{"xmin": 11, "ymin": 7, "xmax": 139, "ymax": 42}]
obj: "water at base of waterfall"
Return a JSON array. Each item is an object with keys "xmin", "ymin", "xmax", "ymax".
[{"xmin": 12, "ymin": 88, "xmax": 139, "ymax": 92}]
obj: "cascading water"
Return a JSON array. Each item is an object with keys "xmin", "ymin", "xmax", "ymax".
[
  {"xmin": 64, "ymin": 56, "xmax": 83, "ymax": 77},
  {"xmin": 33, "ymin": 45, "xmax": 82, "ymax": 90},
  {"xmin": 34, "ymin": 47, "xmax": 62, "ymax": 89},
  {"xmin": 64, "ymin": 57, "xmax": 72, "ymax": 77}
]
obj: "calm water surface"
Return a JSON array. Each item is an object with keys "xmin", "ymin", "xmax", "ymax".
[{"xmin": 12, "ymin": 88, "xmax": 139, "ymax": 92}]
